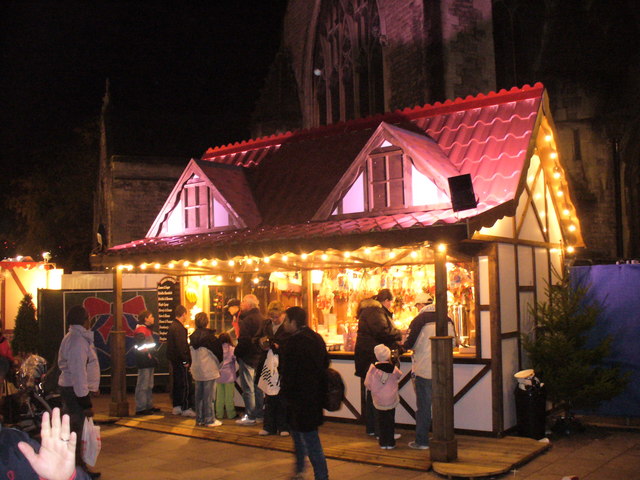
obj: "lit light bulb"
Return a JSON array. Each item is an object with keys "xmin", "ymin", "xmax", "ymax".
[
  {"xmin": 183, "ymin": 261, "xmax": 190, "ymax": 267},
  {"xmin": 263, "ymin": 257, "xmax": 270, "ymax": 264},
  {"xmin": 566, "ymin": 246, "xmax": 575, "ymax": 254},
  {"xmin": 154, "ymin": 263, "xmax": 160, "ymax": 269},
  {"xmin": 235, "ymin": 276, "xmax": 242, "ymax": 283},
  {"xmin": 216, "ymin": 275, "xmax": 223, "ymax": 282},
  {"xmin": 568, "ymin": 224, "xmax": 576, "ymax": 232},
  {"xmin": 228, "ymin": 260, "xmax": 235, "ymax": 267},
  {"xmin": 549, "ymin": 152, "xmax": 558, "ymax": 159},
  {"xmin": 196, "ymin": 260, "xmax": 203, "ymax": 267},
  {"xmin": 321, "ymin": 254, "xmax": 328, "ymax": 261},
  {"xmin": 211, "ymin": 260, "xmax": 218, "ymax": 266},
  {"xmin": 411, "ymin": 251, "xmax": 418, "ymax": 258},
  {"xmin": 140, "ymin": 264, "xmax": 147, "ymax": 270},
  {"xmin": 301, "ymin": 253, "xmax": 308, "ymax": 260},
  {"xmin": 343, "ymin": 251, "xmax": 351, "ymax": 258},
  {"xmin": 544, "ymin": 134, "xmax": 552, "ymax": 142},
  {"xmin": 557, "ymin": 190, "xmax": 564, "ymax": 197},
  {"xmin": 252, "ymin": 277, "xmax": 259, "ymax": 284},
  {"xmin": 282, "ymin": 255, "xmax": 288, "ymax": 262},
  {"xmin": 364, "ymin": 248, "xmax": 371, "ymax": 254},
  {"xmin": 168, "ymin": 263, "xmax": 175, "ymax": 269},
  {"xmin": 553, "ymin": 171, "xmax": 561, "ymax": 179},
  {"xmin": 437, "ymin": 243, "xmax": 447, "ymax": 253},
  {"xmin": 562, "ymin": 209, "xmax": 570, "ymax": 217},
  {"xmin": 389, "ymin": 251, "xmax": 396, "ymax": 259}
]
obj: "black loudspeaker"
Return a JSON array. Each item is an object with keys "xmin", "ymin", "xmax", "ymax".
[{"xmin": 448, "ymin": 174, "xmax": 477, "ymax": 212}]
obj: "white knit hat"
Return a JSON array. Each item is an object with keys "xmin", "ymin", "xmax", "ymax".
[{"xmin": 374, "ymin": 344, "xmax": 391, "ymax": 362}]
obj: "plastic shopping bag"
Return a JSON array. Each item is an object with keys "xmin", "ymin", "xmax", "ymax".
[
  {"xmin": 257, "ymin": 349, "xmax": 280, "ymax": 395},
  {"xmin": 81, "ymin": 417, "xmax": 101, "ymax": 467}
]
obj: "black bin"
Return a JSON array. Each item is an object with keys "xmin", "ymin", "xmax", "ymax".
[{"xmin": 514, "ymin": 383, "xmax": 546, "ymax": 439}]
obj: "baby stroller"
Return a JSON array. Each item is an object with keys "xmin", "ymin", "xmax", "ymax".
[{"xmin": 1, "ymin": 354, "xmax": 61, "ymax": 436}]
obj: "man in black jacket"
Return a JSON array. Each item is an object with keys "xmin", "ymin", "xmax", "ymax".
[
  {"xmin": 166, "ymin": 305, "xmax": 195, "ymax": 417},
  {"xmin": 234, "ymin": 294, "xmax": 265, "ymax": 425}
]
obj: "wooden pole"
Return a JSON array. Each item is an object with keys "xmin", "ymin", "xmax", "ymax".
[
  {"xmin": 109, "ymin": 268, "xmax": 129, "ymax": 417},
  {"xmin": 301, "ymin": 270, "xmax": 316, "ymax": 330},
  {"xmin": 430, "ymin": 246, "xmax": 458, "ymax": 462}
]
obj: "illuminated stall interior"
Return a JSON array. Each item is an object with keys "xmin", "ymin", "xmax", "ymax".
[{"xmin": 106, "ymin": 242, "xmax": 478, "ymax": 355}]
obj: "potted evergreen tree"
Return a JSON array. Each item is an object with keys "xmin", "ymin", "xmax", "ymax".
[
  {"xmin": 522, "ymin": 272, "xmax": 628, "ymax": 435},
  {"xmin": 11, "ymin": 293, "xmax": 39, "ymax": 357}
]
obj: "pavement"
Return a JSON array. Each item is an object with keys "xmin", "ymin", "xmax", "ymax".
[{"xmin": 92, "ymin": 395, "xmax": 640, "ymax": 480}]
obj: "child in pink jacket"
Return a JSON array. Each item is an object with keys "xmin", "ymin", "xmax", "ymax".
[{"xmin": 364, "ymin": 344, "xmax": 402, "ymax": 449}]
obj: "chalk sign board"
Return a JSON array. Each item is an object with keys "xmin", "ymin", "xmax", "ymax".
[{"xmin": 157, "ymin": 276, "xmax": 180, "ymax": 342}]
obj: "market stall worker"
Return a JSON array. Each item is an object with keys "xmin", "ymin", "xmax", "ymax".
[
  {"xmin": 354, "ymin": 288, "xmax": 402, "ymax": 437},
  {"xmin": 57, "ymin": 305, "xmax": 101, "ymax": 478},
  {"xmin": 167, "ymin": 304, "xmax": 196, "ymax": 417},
  {"xmin": 225, "ymin": 298, "xmax": 241, "ymax": 340},
  {"xmin": 403, "ymin": 293, "xmax": 456, "ymax": 450},
  {"xmin": 234, "ymin": 294, "xmax": 265, "ymax": 425}
]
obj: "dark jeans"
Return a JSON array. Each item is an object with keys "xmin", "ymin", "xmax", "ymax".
[
  {"xmin": 170, "ymin": 362, "xmax": 193, "ymax": 410},
  {"xmin": 365, "ymin": 389, "xmax": 378, "ymax": 436},
  {"xmin": 291, "ymin": 429, "xmax": 329, "ymax": 480},
  {"xmin": 263, "ymin": 393, "xmax": 288, "ymax": 434},
  {"xmin": 60, "ymin": 386, "xmax": 88, "ymax": 468},
  {"xmin": 413, "ymin": 375, "xmax": 433, "ymax": 446},
  {"xmin": 376, "ymin": 407, "xmax": 396, "ymax": 447}
]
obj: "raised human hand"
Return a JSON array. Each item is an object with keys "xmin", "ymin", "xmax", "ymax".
[{"xmin": 18, "ymin": 408, "xmax": 77, "ymax": 480}]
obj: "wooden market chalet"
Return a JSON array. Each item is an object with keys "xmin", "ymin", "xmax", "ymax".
[{"xmin": 91, "ymin": 83, "xmax": 584, "ymax": 445}]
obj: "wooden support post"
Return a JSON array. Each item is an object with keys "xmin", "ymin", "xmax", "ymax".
[
  {"xmin": 430, "ymin": 246, "xmax": 458, "ymax": 462},
  {"xmin": 301, "ymin": 270, "xmax": 316, "ymax": 330},
  {"xmin": 110, "ymin": 268, "xmax": 129, "ymax": 417}
]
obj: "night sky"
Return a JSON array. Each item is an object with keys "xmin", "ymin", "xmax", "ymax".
[{"xmin": 0, "ymin": 2, "xmax": 288, "ymax": 165}]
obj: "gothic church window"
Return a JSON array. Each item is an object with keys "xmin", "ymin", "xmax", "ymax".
[{"xmin": 312, "ymin": 0, "xmax": 384, "ymax": 126}]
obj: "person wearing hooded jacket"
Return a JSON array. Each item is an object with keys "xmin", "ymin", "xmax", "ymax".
[
  {"xmin": 364, "ymin": 344, "xmax": 403, "ymax": 449},
  {"xmin": 57, "ymin": 305, "xmax": 100, "ymax": 478},
  {"xmin": 354, "ymin": 288, "xmax": 402, "ymax": 436},
  {"xmin": 189, "ymin": 312, "xmax": 223, "ymax": 427}
]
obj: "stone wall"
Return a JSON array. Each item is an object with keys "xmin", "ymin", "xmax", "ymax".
[{"xmin": 108, "ymin": 161, "xmax": 185, "ymax": 247}]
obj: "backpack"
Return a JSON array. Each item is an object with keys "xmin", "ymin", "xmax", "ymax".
[{"xmin": 323, "ymin": 367, "xmax": 345, "ymax": 412}]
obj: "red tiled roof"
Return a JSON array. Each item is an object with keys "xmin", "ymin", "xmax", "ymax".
[
  {"xmin": 105, "ymin": 210, "xmax": 471, "ymax": 263},
  {"xmin": 102, "ymin": 83, "xmax": 546, "ymax": 262}
]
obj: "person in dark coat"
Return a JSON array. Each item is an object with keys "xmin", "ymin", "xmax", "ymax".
[
  {"xmin": 280, "ymin": 306, "xmax": 330, "ymax": 480},
  {"xmin": 234, "ymin": 294, "xmax": 265, "ymax": 425},
  {"xmin": 166, "ymin": 305, "xmax": 195, "ymax": 417},
  {"xmin": 353, "ymin": 288, "xmax": 402, "ymax": 436},
  {"xmin": 255, "ymin": 301, "xmax": 290, "ymax": 436},
  {"xmin": 133, "ymin": 310, "xmax": 159, "ymax": 415}
]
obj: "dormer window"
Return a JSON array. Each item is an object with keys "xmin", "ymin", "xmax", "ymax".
[
  {"xmin": 369, "ymin": 148, "xmax": 406, "ymax": 210},
  {"xmin": 182, "ymin": 176, "xmax": 230, "ymax": 233},
  {"xmin": 183, "ymin": 181, "xmax": 210, "ymax": 230},
  {"xmin": 331, "ymin": 145, "xmax": 451, "ymax": 217}
]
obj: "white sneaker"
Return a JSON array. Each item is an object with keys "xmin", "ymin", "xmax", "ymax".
[
  {"xmin": 206, "ymin": 419, "xmax": 222, "ymax": 427},
  {"xmin": 258, "ymin": 429, "xmax": 271, "ymax": 436},
  {"xmin": 235, "ymin": 415, "xmax": 256, "ymax": 425},
  {"xmin": 181, "ymin": 408, "xmax": 196, "ymax": 418},
  {"xmin": 172, "ymin": 406, "xmax": 183, "ymax": 415},
  {"xmin": 408, "ymin": 441, "xmax": 429, "ymax": 450},
  {"xmin": 280, "ymin": 431, "xmax": 290, "ymax": 437},
  {"xmin": 394, "ymin": 433, "xmax": 402, "ymax": 440}
]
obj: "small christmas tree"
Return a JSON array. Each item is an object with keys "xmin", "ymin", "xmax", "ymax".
[
  {"xmin": 522, "ymin": 272, "xmax": 627, "ymax": 422},
  {"xmin": 11, "ymin": 293, "xmax": 39, "ymax": 356}
]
